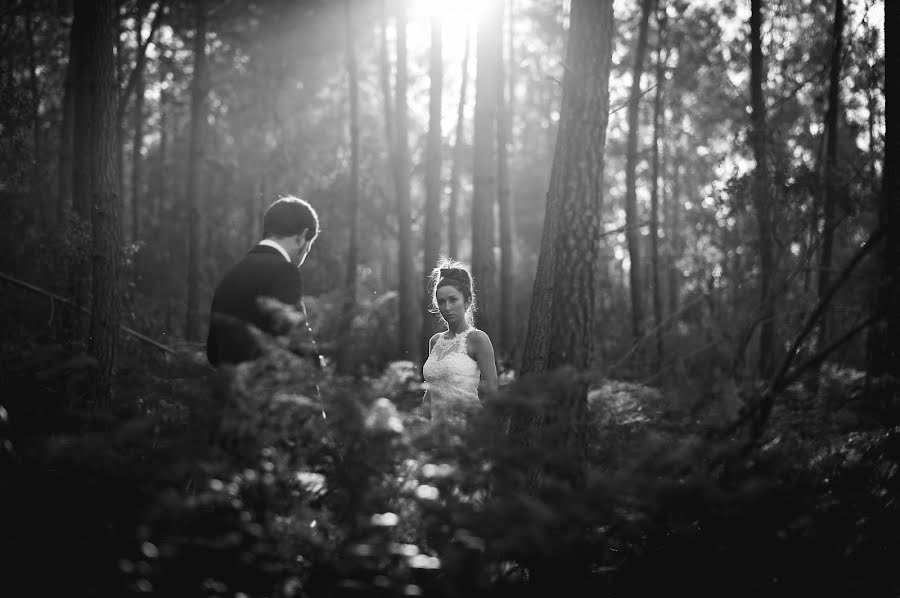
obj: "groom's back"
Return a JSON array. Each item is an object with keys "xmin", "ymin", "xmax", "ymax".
[{"xmin": 206, "ymin": 246, "xmax": 302, "ymax": 367}]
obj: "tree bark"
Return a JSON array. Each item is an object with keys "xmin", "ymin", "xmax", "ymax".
[
  {"xmin": 447, "ymin": 27, "xmax": 471, "ymax": 260},
  {"xmin": 870, "ymin": 0, "xmax": 899, "ymax": 377},
  {"xmin": 497, "ymin": 0, "xmax": 515, "ymax": 355},
  {"xmin": 649, "ymin": 7, "xmax": 668, "ymax": 375},
  {"xmin": 422, "ymin": 12, "xmax": 443, "ymax": 351},
  {"xmin": 749, "ymin": 0, "xmax": 776, "ymax": 378},
  {"xmin": 71, "ymin": 2, "xmax": 93, "ymax": 338},
  {"xmin": 471, "ymin": 0, "xmax": 502, "ymax": 341},
  {"xmin": 516, "ymin": 0, "xmax": 615, "ymax": 493},
  {"xmin": 79, "ymin": 0, "xmax": 121, "ymax": 406},
  {"xmin": 185, "ymin": 0, "xmax": 207, "ymax": 341},
  {"xmin": 519, "ymin": 0, "xmax": 614, "ymax": 375},
  {"xmin": 816, "ymin": 0, "xmax": 844, "ymax": 350},
  {"xmin": 395, "ymin": 0, "xmax": 417, "ymax": 361},
  {"xmin": 624, "ymin": 0, "xmax": 654, "ymax": 346}
]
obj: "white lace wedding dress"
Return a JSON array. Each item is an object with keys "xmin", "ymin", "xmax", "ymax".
[{"xmin": 422, "ymin": 328, "xmax": 481, "ymax": 425}]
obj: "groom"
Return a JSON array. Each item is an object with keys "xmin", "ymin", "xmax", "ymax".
[{"xmin": 206, "ymin": 195, "xmax": 320, "ymax": 367}]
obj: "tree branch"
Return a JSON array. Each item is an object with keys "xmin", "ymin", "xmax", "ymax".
[{"xmin": 117, "ymin": 1, "xmax": 165, "ymax": 122}]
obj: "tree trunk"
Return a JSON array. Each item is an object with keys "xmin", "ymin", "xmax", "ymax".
[
  {"xmin": 339, "ymin": 0, "xmax": 360, "ymax": 373},
  {"xmin": 422, "ymin": 12, "xmax": 443, "ymax": 352},
  {"xmin": 816, "ymin": 0, "xmax": 844, "ymax": 350},
  {"xmin": 26, "ymin": 9, "xmax": 43, "ymax": 224},
  {"xmin": 749, "ymin": 0, "xmax": 776, "ymax": 378},
  {"xmin": 130, "ymin": 1, "xmax": 148, "ymax": 243},
  {"xmin": 667, "ymin": 149, "xmax": 681, "ymax": 318},
  {"xmin": 870, "ymin": 0, "xmax": 899, "ymax": 377},
  {"xmin": 447, "ymin": 27, "xmax": 471, "ymax": 260},
  {"xmin": 79, "ymin": 0, "xmax": 121, "ymax": 406},
  {"xmin": 156, "ymin": 85, "xmax": 168, "ymax": 225},
  {"xmin": 58, "ymin": 16, "xmax": 76, "ymax": 225},
  {"xmin": 649, "ymin": 8, "xmax": 668, "ymax": 375},
  {"xmin": 395, "ymin": 0, "xmax": 417, "ymax": 361},
  {"xmin": 71, "ymin": 2, "xmax": 93, "ymax": 338},
  {"xmin": 471, "ymin": 0, "xmax": 502, "ymax": 341},
  {"xmin": 115, "ymin": 13, "xmax": 126, "ymax": 240},
  {"xmin": 185, "ymin": 0, "xmax": 207, "ymax": 341},
  {"xmin": 516, "ymin": 0, "xmax": 615, "ymax": 494},
  {"xmin": 520, "ymin": 0, "xmax": 614, "ymax": 375},
  {"xmin": 497, "ymin": 0, "xmax": 515, "ymax": 356},
  {"xmin": 624, "ymin": 0, "xmax": 654, "ymax": 346}
]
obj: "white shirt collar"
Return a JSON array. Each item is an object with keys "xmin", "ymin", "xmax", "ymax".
[{"xmin": 259, "ymin": 239, "xmax": 291, "ymax": 263}]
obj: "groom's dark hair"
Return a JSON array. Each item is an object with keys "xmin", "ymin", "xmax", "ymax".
[{"xmin": 263, "ymin": 196, "xmax": 319, "ymax": 241}]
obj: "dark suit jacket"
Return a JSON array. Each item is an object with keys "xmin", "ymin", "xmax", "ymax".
[{"xmin": 206, "ymin": 245, "xmax": 303, "ymax": 367}]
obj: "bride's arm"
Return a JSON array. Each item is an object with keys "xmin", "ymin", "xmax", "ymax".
[{"xmin": 469, "ymin": 330, "xmax": 499, "ymax": 400}]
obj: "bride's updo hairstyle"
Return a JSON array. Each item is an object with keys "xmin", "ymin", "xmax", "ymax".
[{"xmin": 428, "ymin": 257, "xmax": 476, "ymax": 325}]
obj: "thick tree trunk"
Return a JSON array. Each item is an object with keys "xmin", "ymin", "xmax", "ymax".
[
  {"xmin": 516, "ymin": 0, "xmax": 615, "ymax": 495},
  {"xmin": 79, "ymin": 0, "xmax": 121, "ymax": 406},
  {"xmin": 422, "ymin": 13, "xmax": 443, "ymax": 351},
  {"xmin": 471, "ymin": 0, "xmax": 502, "ymax": 341},
  {"xmin": 649, "ymin": 9, "xmax": 668, "ymax": 375},
  {"xmin": 749, "ymin": 0, "xmax": 776, "ymax": 378},
  {"xmin": 395, "ymin": 0, "xmax": 417, "ymax": 361},
  {"xmin": 447, "ymin": 28, "xmax": 471, "ymax": 260},
  {"xmin": 519, "ymin": 0, "xmax": 614, "ymax": 375},
  {"xmin": 870, "ymin": 0, "xmax": 899, "ymax": 376},
  {"xmin": 816, "ymin": 0, "xmax": 844, "ymax": 349},
  {"xmin": 624, "ymin": 0, "xmax": 654, "ymax": 346},
  {"xmin": 497, "ymin": 0, "xmax": 515, "ymax": 355},
  {"xmin": 185, "ymin": 0, "xmax": 207, "ymax": 341}
]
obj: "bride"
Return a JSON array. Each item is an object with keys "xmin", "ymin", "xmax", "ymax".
[{"xmin": 422, "ymin": 259, "xmax": 498, "ymax": 425}]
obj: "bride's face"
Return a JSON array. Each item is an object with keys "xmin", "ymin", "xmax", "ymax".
[{"xmin": 436, "ymin": 285, "xmax": 468, "ymax": 326}]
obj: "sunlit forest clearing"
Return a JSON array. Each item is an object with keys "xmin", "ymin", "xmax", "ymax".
[{"xmin": 0, "ymin": 0, "xmax": 897, "ymax": 596}]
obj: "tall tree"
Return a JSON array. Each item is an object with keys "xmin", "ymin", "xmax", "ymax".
[
  {"xmin": 58, "ymin": 13, "xmax": 77, "ymax": 225},
  {"xmin": 517, "ymin": 0, "xmax": 615, "ymax": 467},
  {"xmin": 185, "ymin": 0, "xmax": 208, "ymax": 341},
  {"xmin": 870, "ymin": 0, "xmax": 899, "ymax": 376},
  {"xmin": 130, "ymin": 0, "xmax": 148, "ymax": 243},
  {"xmin": 497, "ymin": 0, "xmax": 515, "ymax": 355},
  {"xmin": 816, "ymin": 0, "xmax": 844, "ymax": 349},
  {"xmin": 624, "ymin": 0, "xmax": 654, "ymax": 345},
  {"xmin": 649, "ymin": 5, "xmax": 668, "ymax": 374},
  {"xmin": 471, "ymin": 0, "xmax": 501, "ymax": 341},
  {"xmin": 80, "ymin": 0, "xmax": 121, "ymax": 405},
  {"xmin": 422, "ymin": 10, "xmax": 443, "ymax": 349},
  {"xmin": 749, "ymin": 0, "xmax": 776, "ymax": 377},
  {"xmin": 447, "ymin": 27, "xmax": 471, "ymax": 260},
  {"xmin": 392, "ymin": 0, "xmax": 416, "ymax": 361},
  {"xmin": 339, "ymin": 0, "xmax": 360, "ymax": 373}
]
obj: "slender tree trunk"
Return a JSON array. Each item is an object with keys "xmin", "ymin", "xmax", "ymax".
[
  {"xmin": 667, "ymin": 150, "xmax": 681, "ymax": 318},
  {"xmin": 448, "ymin": 27, "xmax": 471, "ymax": 259},
  {"xmin": 422, "ymin": 12, "xmax": 443, "ymax": 352},
  {"xmin": 26, "ymin": 9, "xmax": 43, "ymax": 224},
  {"xmin": 79, "ymin": 0, "xmax": 121, "ymax": 406},
  {"xmin": 185, "ymin": 0, "xmax": 207, "ymax": 341},
  {"xmin": 624, "ymin": 0, "xmax": 654, "ymax": 345},
  {"xmin": 156, "ymin": 86, "xmax": 168, "ymax": 225},
  {"xmin": 58, "ymin": 16, "xmax": 77, "ymax": 226},
  {"xmin": 750, "ymin": 0, "xmax": 776, "ymax": 378},
  {"xmin": 71, "ymin": 3, "xmax": 93, "ymax": 338},
  {"xmin": 870, "ymin": 0, "xmax": 899, "ymax": 377},
  {"xmin": 378, "ymin": 0, "xmax": 395, "ymax": 173},
  {"xmin": 395, "ymin": 0, "xmax": 417, "ymax": 361},
  {"xmin": 471, "ymin": 0, "xmax": 502, "ymax": 341},
  {"xmin": 817, "ymin": 0, "xmax": 844, "ymax": 349},
  {"xmin": 497, "ymin": 0, "xmax": 515, "ymax": 356},
  {"xmin": 130, "ymin": 1, "xmax": 147, "ymax": 243},
  {"xmin": 339, "ymin": 0, "xmax": 361, "ymax": 373},
  {"xmin": 115, "ymin": 13, "xmax": 126, "ymax": 241},
  {"xmin": 516, "ymin": 0, "xmax": 615, "ymax": 496},
  {"xmin": 649, "ymin": 8, "xmax": 668, "ymax": 375}
]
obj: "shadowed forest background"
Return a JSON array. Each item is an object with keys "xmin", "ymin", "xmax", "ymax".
[{"xmin": 0, "ymin": 0, "xmax": 898, "ymax": 596}]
